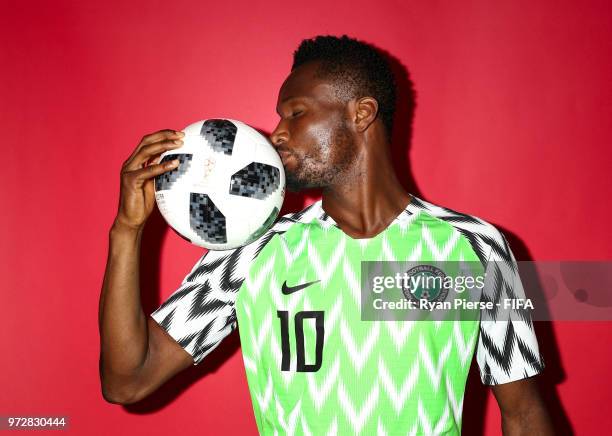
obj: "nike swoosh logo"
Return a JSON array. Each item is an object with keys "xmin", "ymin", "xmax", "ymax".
[{"xmin": 281, "ymin": 279, "xmax": 321, "ymax": 295}]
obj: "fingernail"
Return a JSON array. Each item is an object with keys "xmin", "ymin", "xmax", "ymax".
[
  {"xmin": 173, "ymin": 139, "xmax": 183, "ymax": 145},
  {"xmin": 168, "ymin": 159, "xmax": 179, "ymax": 167},
  {"xmin": 176, "ymin": 131, "xmax": 185, "ymax": 137}
]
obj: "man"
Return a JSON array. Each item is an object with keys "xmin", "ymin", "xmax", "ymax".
[{"xmin": 99, "ymin": 35, "xmax": 553, "ymax": 434}]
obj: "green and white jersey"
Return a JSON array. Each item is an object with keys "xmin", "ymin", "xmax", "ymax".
[{"xmin": 151, "ymin": 194, "xmax": 545, "ymax": 435}]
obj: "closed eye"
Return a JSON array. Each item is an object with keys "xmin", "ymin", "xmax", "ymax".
[{"xmin": 291, "ymin": 110, "xmax": 303, "ymax": 118}]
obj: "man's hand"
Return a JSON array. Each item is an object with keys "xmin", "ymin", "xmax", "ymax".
[
  {"xmin": 492, "ymin": 377, "xmax": 554, "ymax": 435},
  {"xmin": 115, "ymin": 129, "xmax": 185, "ymax": 231}
]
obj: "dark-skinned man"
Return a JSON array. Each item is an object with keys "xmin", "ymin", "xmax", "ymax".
[{"xmin": 99, "ymin": 34, "xmax": 553, "ymax": 435}]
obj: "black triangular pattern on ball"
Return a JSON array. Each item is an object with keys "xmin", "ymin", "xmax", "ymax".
[
  {"xmin": 200, "ymin": 119, "xmax": 237, "ymax": 156},
  {"xmin": 155, "ymin": 154, "xmax": 193, "ymax": 191},
  {"xmin": 189, "ymin": 193, "xmax": 227, "ymax": 244},
  {"xmin": 229, "ymin": 162, "xmax": 281, "ymax": 200}
]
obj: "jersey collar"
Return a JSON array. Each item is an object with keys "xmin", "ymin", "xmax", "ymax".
[{"xmin": 310, "ymin": 194, "xmax": 420, "ymax": 229}]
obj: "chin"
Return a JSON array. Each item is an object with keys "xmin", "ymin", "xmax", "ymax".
[
  {"xmin": 285, "ymin": 173, "xmax": 310, "ymax": 192},
  {"xmin": 285, "ymin": 179, "xmax": 307, "ymax": 193},
  {"xmin": 286, "ymin": 177, "xmax": 327, "ymax": 193}
]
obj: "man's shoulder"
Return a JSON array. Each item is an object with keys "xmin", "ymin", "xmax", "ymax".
[
  {"xmin": 178, "ymin": 203, "xmax": 321, "ymax": 283},
  {"xmin": 409, "ymin": 194, "xmax": 510, "ymax": 262},
  {"xmin": 270, "ymin": 200, "xmax": 324, "ymax": 229}
]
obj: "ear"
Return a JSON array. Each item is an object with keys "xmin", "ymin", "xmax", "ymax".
[{"xmin": 353, "ymin": 97, "xmax": 379, "ymax": 133}]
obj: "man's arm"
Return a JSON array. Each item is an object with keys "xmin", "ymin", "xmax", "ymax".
[
  {"xmin": 492, "ymin": 378, "xmax": 554, "ymax": 435},
  {"xmin": 99, "ymin": 223, "xmax": 193, "ymax": 404},
  {"xmin": 473, "ymin": 227, "xmax": 551, "ymax": 433},
  {"xmin": 98, "ymin": 129, "xmax": 191, "ymax": 404}
]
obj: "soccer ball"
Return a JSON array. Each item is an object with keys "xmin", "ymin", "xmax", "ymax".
[{"xmin": 154, "ymin": 118, "xmax": 285, "ymax": 250}]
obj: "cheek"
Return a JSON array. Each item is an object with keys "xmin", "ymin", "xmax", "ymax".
[{"xmin": 296, "ymin": 117, "xmax": 337, "ymax": 157}]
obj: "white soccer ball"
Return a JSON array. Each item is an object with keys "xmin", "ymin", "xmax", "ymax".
[{"xmin": 154, "ymin": 118, "xmax": 285, "ymax": 250}]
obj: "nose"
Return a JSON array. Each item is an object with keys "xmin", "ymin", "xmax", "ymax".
[{"xmin": 269, "ymin": 121, "xmax": 289, "ymax": 149}]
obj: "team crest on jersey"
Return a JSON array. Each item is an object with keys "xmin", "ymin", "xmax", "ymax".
[{"xmin": 401, "ymin": 264, "xmax": 449, "ymax": 303}]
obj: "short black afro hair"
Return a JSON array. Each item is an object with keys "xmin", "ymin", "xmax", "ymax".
[{"xmin": 292, "ymin": 34, "xmax": 397, "ymax": 137}]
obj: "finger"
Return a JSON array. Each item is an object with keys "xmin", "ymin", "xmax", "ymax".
[
  {"xmin": 124, "ymin": 129, "xmax": 184, "ymax": 168},
  {"xmin": 130, "ymin": 138, "xmax": 184, "ymax": 170},
  {"xmin": 129, "ymin": 158, "xmax": 181, "ymax": 183},
  {"xmin": 140, "ymin": 129, "xmax": 184, "ymax": 147},
  {"xmin": 124, "ymin": 137, "xmax": 184, "ymax": 171}
]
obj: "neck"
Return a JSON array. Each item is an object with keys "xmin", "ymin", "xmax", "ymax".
[{"xmin": 321, "ymin": 133, "xmax": 412, "ymax": 238}]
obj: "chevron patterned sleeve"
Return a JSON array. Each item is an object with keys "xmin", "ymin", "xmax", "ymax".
[
  {"xmin": 475, "ymin": 228, "xmax": 546, "ymax": 385},
  {"xmin": 150, "ymin": 232, "xmax": 277, "ymax": 365}
]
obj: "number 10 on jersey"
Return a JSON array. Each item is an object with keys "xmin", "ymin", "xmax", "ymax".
[{"xmin": 276, "ymin": 310, "xmax": 324, "ymax": 372}]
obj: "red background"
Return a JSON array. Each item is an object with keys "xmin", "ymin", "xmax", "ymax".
[{"xmin": 1, "ymin": 0, "xmax": 611, "ymax": 434}]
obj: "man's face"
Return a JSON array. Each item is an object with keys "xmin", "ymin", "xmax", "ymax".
[{"xmin": 270, "ymin": 61, "xmax": 358, "ymax": 192}]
